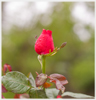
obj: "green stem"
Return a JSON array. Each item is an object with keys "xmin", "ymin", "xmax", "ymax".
[{"xmin": 42, "ymin": 55, "xmax": 46, "ymax": 74}]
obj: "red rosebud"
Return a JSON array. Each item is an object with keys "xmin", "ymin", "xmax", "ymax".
[{"xmin": 35, "ymin": 29, "xmax": 54, "ymax": 55}]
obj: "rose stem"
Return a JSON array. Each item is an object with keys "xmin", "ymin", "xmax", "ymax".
[{"xmin": 42, "ymin": 55, "xmax": 46, "ymax": 74}]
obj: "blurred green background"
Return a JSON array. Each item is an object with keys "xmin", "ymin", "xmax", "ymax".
[{"xmin": 2, "ymin": 2, "xmax": 94, "ymax": 98}]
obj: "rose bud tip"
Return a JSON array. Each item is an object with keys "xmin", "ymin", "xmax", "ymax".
[{"xmin": 35, "ymin": 29, "xmax": 54, "ymax": 55}]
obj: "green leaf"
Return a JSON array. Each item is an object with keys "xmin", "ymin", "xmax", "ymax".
[
  {"xmin": 2, "ymin": 71, "xmax": 30, "ymax": 94},
  {"xmin": 35, "ymin": 73, "xmax": 48, "ymax": 87},
  {"xmin": 45, "ymin": 88, "xmax": 60, "ymax": 98},
  {"xmin": 28, "ymin": 72, "xmax": 36, "ymax": 88},
  {"xmin": 61, "ymin": 91, "xmax": 94, "ymax": 99},
  {"xmin": 29, "ymin": 88, "xmax": 47, "ymax": 98}
]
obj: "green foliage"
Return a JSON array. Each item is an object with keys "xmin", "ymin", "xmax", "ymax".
[
  {"xmin": 2, "ymin": 70, "xmax": 94, "ymax": 98},
  {"xmin": 2, "ymin": 2, "xmax": 94, "ymax": 97},
  {"xmin": 62, "ymin": 91, "xmax": 94, "ymax": 99},
  {"xmin": 2, "ymin": 91, "xmax": 15, "ymax": 98},
  {"xmin": 28, "ymin": 72, "xmax": 36, "ymax": 88},
  {"xmin": 45, "ymin": 88, "xmax": 59, "ymax": 98},
  {"xmin": 2, "ymin": 71, "xmax": 30, "ymax": 94},
  {"xmin": 29, "ymin": 88, "xmax": 47, "ymax": 98},
  {"xmin": 69, "ymin": 58, "xmax": 94, "ymax": 92}
]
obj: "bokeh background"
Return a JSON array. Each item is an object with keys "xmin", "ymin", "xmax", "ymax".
[{"xmin": 2, "ymin": 2, "xmax": 95, "ymax": 98}]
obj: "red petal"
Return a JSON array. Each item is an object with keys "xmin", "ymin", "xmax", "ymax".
[{"xmin": 35, "ymin": 29, "xmax": 54, "ymax": 55}]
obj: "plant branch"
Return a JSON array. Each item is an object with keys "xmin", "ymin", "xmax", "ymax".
[{"xmin": 42, "ymin": 55, "xmax": 46, "ymax": 74}]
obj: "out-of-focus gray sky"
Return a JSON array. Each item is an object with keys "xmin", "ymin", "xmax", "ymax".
[{"xmin": 2, "ymin": 2, "xmax": 95, "ymax": 42}]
